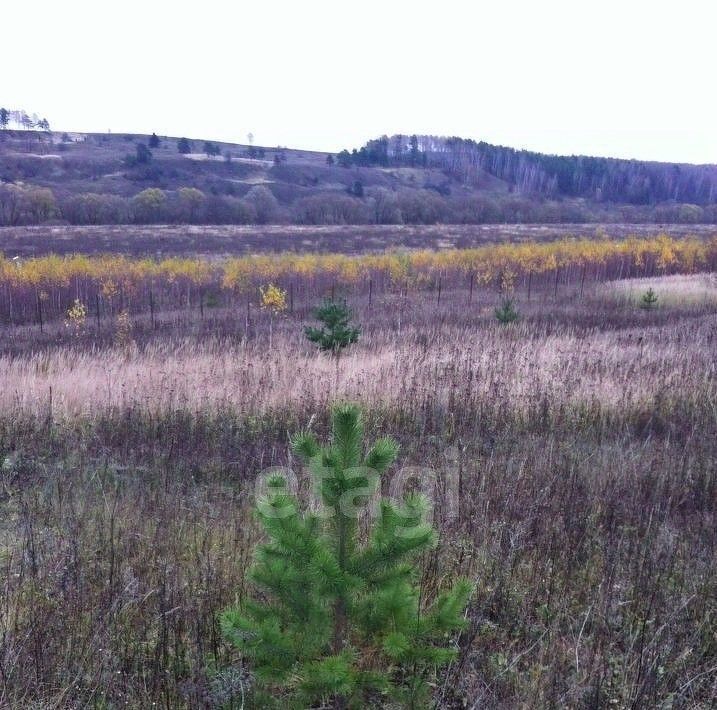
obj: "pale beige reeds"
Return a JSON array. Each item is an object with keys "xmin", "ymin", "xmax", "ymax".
[{"xmin": 1, "ymin": 311, "xmax": 714, "ymax": 421}]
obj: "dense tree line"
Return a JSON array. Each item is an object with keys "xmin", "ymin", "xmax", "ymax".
[
  {"xmin": 0, "ymin": 183, "xmax": 280, "ymax": 226},
  {"xmin": 340, "ymin": 135, "xmax": 717, "ymax": 206},
  {"xmin": 3, "ymin": 180, "xmax": 717, "ymax": 226},
  {"xmin": 2, "ymin": 236, "xmax": 715, "ymax": 329}
]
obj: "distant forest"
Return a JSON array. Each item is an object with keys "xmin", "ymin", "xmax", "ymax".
[{"xmin": 338, "ymin": 135, "xmax": 717, "ymax": 206}]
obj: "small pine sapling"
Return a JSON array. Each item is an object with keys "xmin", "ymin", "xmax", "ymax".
[
  {"xmin": 305, "ymin": 298, "xmax": 360, "ymax": 353},
  {"xmin": 305, "ymin": 299, "xmax": 360, "ymax": 389},
  {"xmin": 640, "ymin": 287, "xmax": 658, "ymax": 310},
  {"xmin": 494, "ymin": 296, "xmax": 519, "ymax": 324},
  {"xmin": 221, "ymin": 404, "xmax": 472, "ymax": 708}
]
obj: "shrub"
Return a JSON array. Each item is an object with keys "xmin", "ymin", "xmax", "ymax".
[
  {"xmin": 365, "ymin": 187, "xmax": 402, "ymax": 224},
  {"xmin": 293, "ymin": 193, "xmax": 370, "ymax": 225},
  {"xmin": 21, "ymin": 187, "xmax": 57, "ymax": 223},
  {"xmin": 176, "ymin": 187, "xmax": 205, "ymax": 222},
  {"xmin": 203, "ymin": 195, "xmax": 256, "ymax": 224},
  {"xmin": 348, "ymin": 180, "xmax": 363, "ymax": 198},
  {"xmin": 177, "ymin": 137, "xmax": 192, "ymax": 154},
  {"xmin": 134, "ymin": 142, "xmax": 152, "ymax": 165},
  {"xmin": 61, "ymin": 193, "xmax": 130, "ymax": 224},
  {"xmin": 203, "ymin": 141, "xmax": 221, "ymax": 157},
  {"xmin": 245, "ymin": 185, "xmax": 280, "ymax": 224},
  {"xmin": 131, "ymin": 188, "xmax": 166, "ymax": 223},
  {"xmin": 396, "ymin": 189, "xmax": 447, "ymax": 224}
]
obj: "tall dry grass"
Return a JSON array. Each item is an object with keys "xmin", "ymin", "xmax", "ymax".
[
  {"xmin": 0, "ymin": 291, "xmax": 714, "ymax": 424},
  {"xmin": 0, "ymin": 276, "xmax": 715, "ymax": 708},
  {"xmin": 605, "ymin": 272, "xmax": 717, "ymax": 307}
]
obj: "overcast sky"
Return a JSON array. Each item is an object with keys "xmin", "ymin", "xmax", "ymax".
[{"xmin": 4, "ymin": 0, "xmax": 717, "ymax": 163}]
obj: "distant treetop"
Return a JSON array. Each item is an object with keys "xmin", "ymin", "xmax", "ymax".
[
  {"xmin": 203, "ymin": 141, "xmax": 220, "ymax": 157},
  {"xmin": 0, "ymin": 109, "xmax": 50, "ymax": 131},
  {"xmin": 337, "ymin": 134, "xmax": 717, "ymax": 206},
  {"xmin": 177, "ymin": 137, "xmax": 192, "ymax": 154}
]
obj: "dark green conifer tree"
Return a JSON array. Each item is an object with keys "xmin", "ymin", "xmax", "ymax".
[
  {"xmin": 305, "ymin": 299, "xmax": 361, "ymax": 391},
  {"xmin": 640, "ymin": 287, "xmax": 658, "ymax": 309},
  {"xmin": 177, "ymin": 136, "xmax": 192, "ymax": 154},
  {"xmin": 221, "ymin": 404, "xmax": 471, "ymax": 708},
  {"xmin": 494, "ymin": 296, "xmax": 519, "ymax": 324},
  {"xmin": 304, "ymin": 298, "xmax": 360, "ymax": 353}
]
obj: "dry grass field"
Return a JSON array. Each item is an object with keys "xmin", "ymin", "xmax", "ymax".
[
  {"xmin": 0, "ymin": 286, "xmax": 714, "ymax": 421},
  {"xmin": 0, "ymin": 264, "xmax": 715, "ymax": 708},
  {"xmin": 1, "ymin": 223, "xmax": 716, "ymax": 257},
  {"xmin": 605, "ymin": 273, "xmax": 717, "ymax": 307}
]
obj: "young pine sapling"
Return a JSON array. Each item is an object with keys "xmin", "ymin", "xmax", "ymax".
[
  {"xmin": 640, "ymin": 287, "xmax": 658, "ymax": 310},
  {"xmin": 221, "ymin": 404, "xmax": 471, "ymax": 708},
  {"xmin": 304, "ymin": 299, "xmax": 360, "ymax": 389},
  {"xmin": 494, "ymin": 296, "xmax": 519, "ymax": 324}
]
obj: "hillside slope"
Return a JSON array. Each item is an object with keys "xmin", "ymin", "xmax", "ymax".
[
  {"xmin": 1, "ymin": 129, "xmax": 716, "ymax": 226},
  {"xmin": 348, "ymin": 135, "xmax": 717, "ymax": 205}
]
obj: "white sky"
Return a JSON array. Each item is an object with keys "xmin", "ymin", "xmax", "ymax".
[{"xmin": 4, "ymin": 0, "xmax": 717, "ymax": 163}]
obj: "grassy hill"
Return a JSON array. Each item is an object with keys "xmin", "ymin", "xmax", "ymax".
[
  {"xmin": 1, "ymin": 128, "xmax": 489, "ymax": 198},
  {"xmin": 1, "ymin": 129, "xmax": 717, "ymax": 225}
]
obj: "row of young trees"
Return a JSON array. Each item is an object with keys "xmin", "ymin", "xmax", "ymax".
[
  {"xmin": 3, "ymin": 181, "xmax": 717, "ymax": 227},
  {"xmin": 0, "ymin": 235, "xmax": 714, "ymax": 325},
  {"xmin": 0, "ymin": 183, "xmax": 282, "ymax": 226},
  {"xmin": 136, "ymin": 135, "xmax": 224, "ymax": 157}
]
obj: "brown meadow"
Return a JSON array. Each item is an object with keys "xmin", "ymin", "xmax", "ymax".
[{"xmin": 0, "ymin": 265, "xmax": 715, "ymax": 708}]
